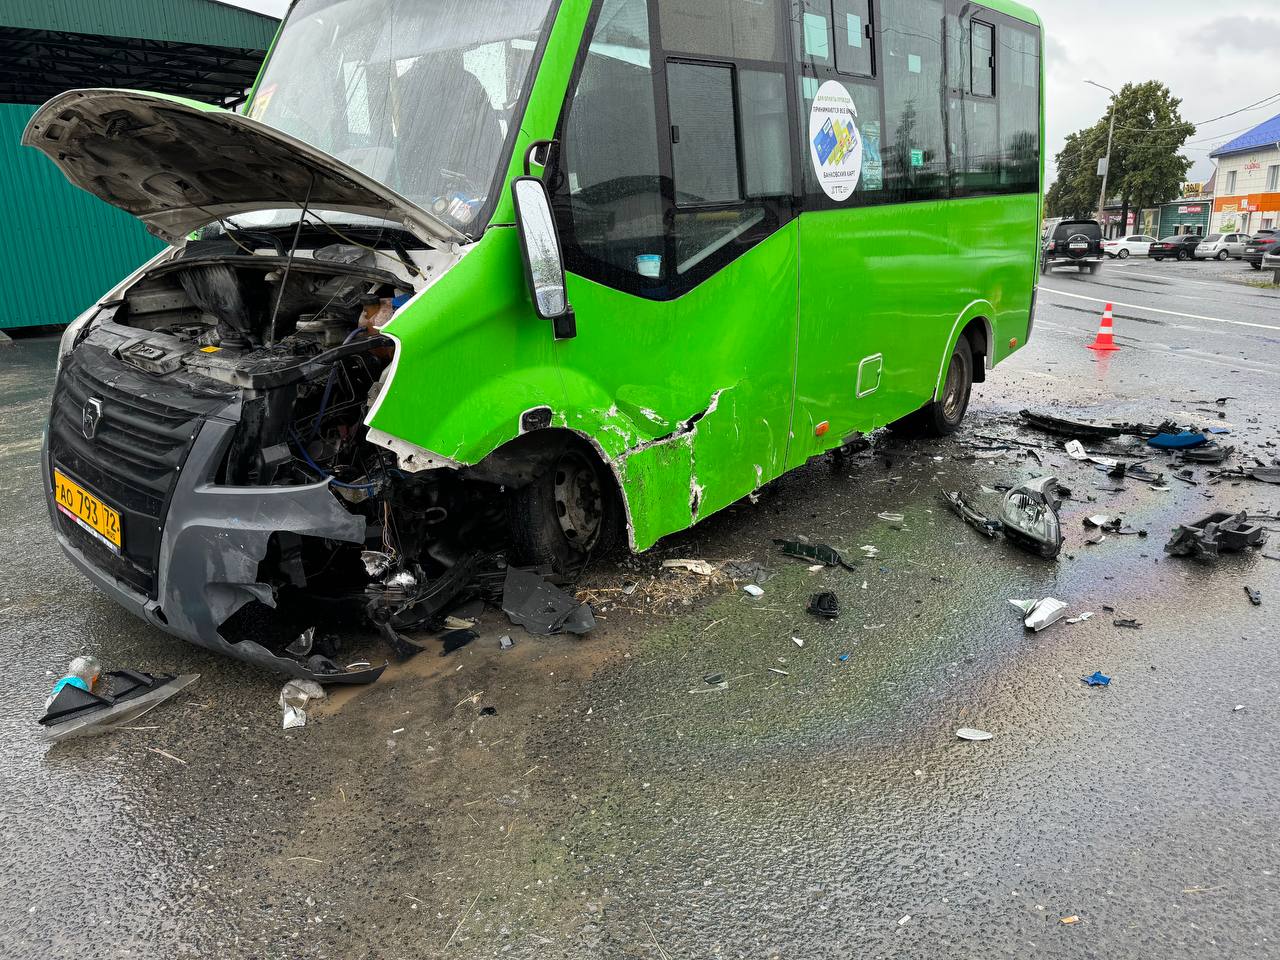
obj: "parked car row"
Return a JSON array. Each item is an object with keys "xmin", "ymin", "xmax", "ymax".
[{"xmin": 1098, "ymin": 229, "xmax": 1279, "ymax": 268}]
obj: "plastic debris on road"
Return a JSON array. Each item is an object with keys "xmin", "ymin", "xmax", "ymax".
[
  {"xmin": 1181, "ymin": 444, "xmax": 1233, "ymax": 464},
  {"xmin": 1148, "ymin": 431, "xmax": 1208, "ymax": 450},
  {"xmin": 501, "ymin": 567, "xmax": 596, "ymax": 636},
  {"xmin": 877, "ymin": 512, "xmax": 905, "ymax": 528},
  {"xmin": 662, "ymin": 558, "xmax": 717, "ymax": 577},
  {"xmin": 956, "ymin": 728, "xmax": 994, "ymax": 741},
  {"xmin": 1113, "ymin": 618, "xmax": 1143, "ymax": 629},
  {"xmin": 1011, "ymin": 597, "xmax": 1069, "ymax": 632},
  {"xmin": 1066, "ymin": 612, "xmax": 1094, "ymax": 624},
  {"xmin": 280, "ymin": 679, "xmax": 326, "ymax": 729},
  {"xmin": 1245, "ymin": 587, "xmax": 1262, "ymax": 606},
  {"xmin": 39, "ymin": 668, "xmax": 199, "ymax": 743},
  {"xmin": 808, "ymin": 591, "xmax": 840, "ymax": 619},
  {"xmin": 1060, "ymin": 916, "xmax": 1082, "ymax": 925},
  {"xmin": 286, "ymin": 626, "xmax": 315, "ymax": 657},
  {"xmin": 498, "ymin": 634, "xmax": 514, "ymax": 650},
  {"xmin": 1020, "ymin": 410, "xmax": 1124, "ymax": 440},
  {"xmin": 773, "ymin": 539, "xmax": 858, "ymax": 570},
  {"xmin": 1165, "ymin": 511, "xmax": 1268, "ymax": 558},
  {"xmin": 743, "ymin": 584, "xmax": 765, "ymax": 597},
  {"xmin": 1065, "ymin": 440, "xmax": 1118, "ymax": 467},
  {"xmin": 1081, "ymin": 671, "xmax": 1111, "ymax": 687}
]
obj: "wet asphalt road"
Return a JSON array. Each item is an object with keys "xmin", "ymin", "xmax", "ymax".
[{"xmin": 1, "ymin": 257, "xmax": 1279, "ymax": 959}]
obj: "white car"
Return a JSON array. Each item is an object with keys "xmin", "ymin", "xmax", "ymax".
[
  {"xmin": 1102, "ymin": 234, "xmax": 1157, "ymax": 259},
  {"xmin": 1193, "ymin": 233, "xmax": 1252, "ymax": 260}
]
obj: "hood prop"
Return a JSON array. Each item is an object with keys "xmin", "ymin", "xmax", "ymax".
[{"xmin": 267, "ymin": 172, "xmax": 316, "ymax": 347}]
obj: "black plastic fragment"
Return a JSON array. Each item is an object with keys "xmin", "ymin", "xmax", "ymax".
[
  {"xmin": 440, "ymin": 629, "xmax": 479, "ymax": 655},
  {"xmin": 807, "ymin": 592, "xmax": 840, "ymax": 620},
  {"xmin": 1165, "ymin": 511, "xmax": 1268, "ymax": 558},
  {"xmin": 773, "ymin": 539, "xmax": 858, "ymax": 570},
  {"xmin": 1019, "ymin": 410, "xmax": 1125, "ymax": 440},
  {"xmin": 501, "ymin": 567, "xmax": 596, "ymax": 636},
  {"xmin": 1245, "ymin": 587, "xmax": 1262, "ymax": 607}
]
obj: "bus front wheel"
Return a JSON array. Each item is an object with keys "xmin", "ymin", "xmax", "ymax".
[
  {"xmin": 509, "ymin": 444, "xmax": 621, "ymax": 575},
  {"xmin": 891, "ymin": 340, "xmax": 974, "ymax": 438}
]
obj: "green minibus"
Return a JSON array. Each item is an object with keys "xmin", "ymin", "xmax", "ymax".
[{"xmin": 26, "ymin": 0, "xmax": 1042, "ymax": 678}]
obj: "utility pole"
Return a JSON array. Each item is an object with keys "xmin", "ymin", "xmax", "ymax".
[{"xmin": 1086, "ymin": 80, "xmax": 1117, "ymax": 236}]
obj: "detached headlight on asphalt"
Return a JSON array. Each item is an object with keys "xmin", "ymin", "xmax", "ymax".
[{"xmin": 999, "ymin": 476, "xmax": 1064, "ymax": 559}]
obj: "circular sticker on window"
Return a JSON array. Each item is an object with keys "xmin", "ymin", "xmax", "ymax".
[{"xmin": 808, "ymin": 80, "xmax": 863, "ymax": 201}]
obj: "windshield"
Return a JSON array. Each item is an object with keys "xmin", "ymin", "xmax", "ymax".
[{"xmin": 249, "ymin": 0, "xmax": 556, "ymax": 237}]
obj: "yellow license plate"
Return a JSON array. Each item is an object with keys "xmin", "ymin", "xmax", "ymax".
[{"xmin": 54, "ymin": 470, "xmax": 123, "ymax": 551}]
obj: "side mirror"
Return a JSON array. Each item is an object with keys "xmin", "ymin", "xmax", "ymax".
[{"xmin": 512, "ymin": 176, "xmax": 575, "ymax": 340}]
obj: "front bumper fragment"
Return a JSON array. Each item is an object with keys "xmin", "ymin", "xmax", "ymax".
[{"xmin": 43, "ymin": 418, "xmax": 376, "ymax": 682}]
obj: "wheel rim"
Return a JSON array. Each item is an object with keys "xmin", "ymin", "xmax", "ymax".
[
  {"xmin": 1119, "ymin": 249, "xmax": 1129, "ymax": 259},
  {"xmin": 941, "ymin": 353, "xmax": 967, "ymax": 422},
  {"xmin": 552, "ymin": 450, "xmax": 604, "ymax": 550}
]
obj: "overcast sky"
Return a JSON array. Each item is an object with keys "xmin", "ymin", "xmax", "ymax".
[{"xmin": 223, "ymin": 0, "xmax": 1280, "ymax": 184}]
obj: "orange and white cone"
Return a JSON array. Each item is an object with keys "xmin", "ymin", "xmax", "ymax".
[{"xmin": 1087, "ymin": 303, "xmax": 1120, "ymax": 352}]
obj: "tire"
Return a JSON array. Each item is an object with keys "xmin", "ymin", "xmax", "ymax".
[
  {"xmin": 1216, "ymin": 250, "xmax": 1228, "ymax": 261},
  {"xmin": 1250, "ymin": 262, "xmax": 1262, "ymax": 271},
  {"xmin": 508, "ymin": 444, "xmax": 621, "ymax": 575},
  {"xmin": 890, "ymin": 339, "xmax": 974, "ymax": 438},
  {"xmin": 1177, "ymin": 249, "xmax": 1190, "ymax": 261},
  {"xmin": 1087, "ymin": 263, "xmax": 1099, "ymax": 274},
  {"xmin": 1152, "ymin": 257, "xmax": 1163, "ymax": 262},
  {"xmin": 1117, "ymin": 248, "xmax": 1130, "ymax": 259}
]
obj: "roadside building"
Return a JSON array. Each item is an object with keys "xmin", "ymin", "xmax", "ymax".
[
  {"xmin": 0, "ymin": 1, "xmax": 278, "ymax": 331},
  {"xmin": 1156, "ymin": 195, "xmax": 1212, "ymax": 237},
  {"xmin": 1209, "ymin": 112, "xmax": 1280, "ymax": 236}
]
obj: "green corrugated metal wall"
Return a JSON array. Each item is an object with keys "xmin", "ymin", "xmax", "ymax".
[
  {"xmin": 1, "ymin": 0, "xmax": 279, "ymax": 328},
  {"xmin": 0, "ymin": 103, "xmax": 165, "ymax": 328},
  {"xmin": 4, "ymin": 0, "xmax": 277, "ymax": 48}
]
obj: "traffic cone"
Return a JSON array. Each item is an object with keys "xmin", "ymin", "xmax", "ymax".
[{"xmin": 1087, "ymin": 303, "xmax": 1120, "ymax": 352}]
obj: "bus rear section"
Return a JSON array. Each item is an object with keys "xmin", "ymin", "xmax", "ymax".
[{"xmin": 32, "ymin": 0, "xmax": 1042, "ymax": 678}]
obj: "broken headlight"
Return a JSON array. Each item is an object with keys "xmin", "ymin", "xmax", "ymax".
[{"xmin": 999, "ymin": 476, "xmax": 1064, "ymax": 559}]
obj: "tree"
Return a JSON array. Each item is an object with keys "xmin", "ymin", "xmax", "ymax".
[{"xmin": 1046, "ymin": 81, "xmax": 1194, "ymax": 233}]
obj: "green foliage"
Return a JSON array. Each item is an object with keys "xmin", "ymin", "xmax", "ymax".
[{"xmin": 1046, "ymin": 81, "xmax": 1195, "ymax": 219}]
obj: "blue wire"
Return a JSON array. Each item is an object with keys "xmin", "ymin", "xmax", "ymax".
[
  {"xmin": 289, "ymin": 427, "xmax": 377, "ymax": 492},
  {"xmin": 311, "ymin": 327, "xmax": 366, "ymax": 439}
]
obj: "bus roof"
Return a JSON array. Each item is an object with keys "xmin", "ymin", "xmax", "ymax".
[{"xmin": 979, "ymin": 0, "xmax": 1041, "ymax": 27}]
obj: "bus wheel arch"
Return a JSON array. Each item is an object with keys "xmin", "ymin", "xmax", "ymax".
[{"xmin": 474, "ymin": 429, "xmax": 628, "ymax": 572}]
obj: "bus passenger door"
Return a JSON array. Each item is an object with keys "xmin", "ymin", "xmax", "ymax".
[
  {"xmin": 787, "ymin": 0, "xmax": 952, "ymax": 469},
  {"xmin": 546, "ymin": 0, "xmax": 800, "ymax": 549}
]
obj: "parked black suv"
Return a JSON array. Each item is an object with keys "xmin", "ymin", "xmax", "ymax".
[
  {"xmin": 1041, "ymin": 219, "xmax": 1104, "ymax": 274},
  {"xmin": 1150, "ymin": 235, "xmax": 1203, "ymax": 261},
  {"xmin": 1243, "ymin": 230, "xmax": 1279, "ymax": 270}
]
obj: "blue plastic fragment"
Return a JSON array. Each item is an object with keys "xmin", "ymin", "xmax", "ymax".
[
  {"xmin": 838, "ymin": 653, "xmax": 851, "ymax": 663},
  {"xmin": 1147, "ymin": 432, "xmax": 1207, "ymax": 450},
  {"xmin": 1081, "ymin": 671, "xmax": 1112, "ymax": 687},
  {"xmin": 1207, "ymin": 427, "xmax": 1231, "ymax": 435}
]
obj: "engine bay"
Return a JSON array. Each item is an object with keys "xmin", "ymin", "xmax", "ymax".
[{"xmin": 67, "ymin": 220, "xmax": 518, "ymax": 674}]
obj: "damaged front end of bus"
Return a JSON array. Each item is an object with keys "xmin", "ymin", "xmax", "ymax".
[{"xmin": 25, "ymin": 60, "xmax": 568, "ymax": 681}]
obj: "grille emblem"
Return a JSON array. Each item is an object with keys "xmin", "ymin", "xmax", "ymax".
[{"xmin": 82, "ymin": 398, "xmax": 103, "ymax": 441}]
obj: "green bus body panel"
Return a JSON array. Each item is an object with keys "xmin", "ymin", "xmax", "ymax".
[
  {"xmin": 2, "ymin": 0, "xmax": 278, "ymax": 49},
  {"xmin": 0, "ymin": 102, "xmax": 164, "ymax": 329},
  {"xmin": 367, "ymin": 0, "xmax": 1043, "ymax": 553},
  {"xmin": 788, "ymin": 193, "xmax": 1039, "ymax": 466},
  {"xmin": 373, "ymin": 228, "xmax": 566, "ymax": 459}
]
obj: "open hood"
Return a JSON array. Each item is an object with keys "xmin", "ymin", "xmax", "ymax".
[{"xmin": 22, "ymin": 89, "xmax": 465, "ymax": 247}]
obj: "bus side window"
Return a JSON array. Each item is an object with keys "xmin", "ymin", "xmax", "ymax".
[
  {"xmin": 997, "ymin": 22, "xmax": 1039, "ymax": 192},
  {"xmin": 660, "ymin": 0, "xmax": 793, "ymax": 282},
  {"xmin": 832, "ymin": 0, "xmax": 874, "ymax": 78},
  {"xmin": 970, "ymin": 20, "xmax": 994, "ymax": 98},
  {"xmin": 554, "ymin": 0, "xmax": 665, "ymax": 288},
  {"xmin": 880, "ymin": 0, "xmax": 947, "ymax": 200}
]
